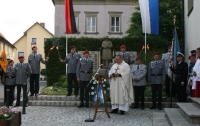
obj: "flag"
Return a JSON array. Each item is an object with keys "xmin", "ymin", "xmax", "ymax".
[
  {"xmin": 0, "ymin": 49, "xmax": 8, "ymax": 72},
  {"xmin": 139, "ymin": 0, "xmax": 159, "ymax": 34},
  {"xmin": 65, "ymin": 0, "xmax": 77, "ymax": 34},
  {"xmin": 173, "ymin": 27, "xmax": 181, "ymax": 67}
]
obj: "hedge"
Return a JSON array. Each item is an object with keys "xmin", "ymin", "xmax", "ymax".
[{"xmin": 44, "ymin": 36, "xmax": 177, "ymax": 86}]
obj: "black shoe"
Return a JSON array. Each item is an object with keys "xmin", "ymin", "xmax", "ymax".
[
  {"xmin": 85, "ymin": 102, "xmax": 89, "ymax": 108},
  {"xmin": 109, "ymin": 109, "xmax": 118, "ymax": 113},
  {"xmin": 14, "ymin": 105, "xmax": 20, "ymax": 107},
  {"xmin": 141, "ymin": 107, "xmax": 144, "ymax": 110},
  {"xmin": 158, "ymin": 106, "xmax": 162, "ymax": 110},
  {"xmin": 132, "ymin": 106, "xmax": 138, "ymax": 109},
  {"xmin": 149, "ymin": 106, "xmax": 156, "ymax": 109},
  {"xmin": 66, "ymin": 94, "xmax": 71, "ymax": 97},
  {"xmin": 120, "ymin": 110, "xmax": 125, "ymax": 115},
  {"xmin": 75, "ymin": 95, "xmax": 78, "ymax": 97},
  {"xmin": 78, "ymin": 103, "xmax": 84, "ymax": 108}
]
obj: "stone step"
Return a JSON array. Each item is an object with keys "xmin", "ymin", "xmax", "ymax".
[
  {"xmin": 26, "ymin": 100, "xmax": 176, "ymax": 108},
  {"xmin": 29, "ymin": 95, "xmax": 178, "ymax": 102},
  {"xmin": 164, "ymin": 108, "xmax": 194, "ymax": 126},
  {"xmin": 152, "ymin": 112, "xmax": 170, "ymax": 126},
  {"xmin": 177, "ymin": 103, "xmax": 200, "ymax": 124},
  {"xmin": 190, "ymin": 98, "xmax": 200, "ymax": 109}
]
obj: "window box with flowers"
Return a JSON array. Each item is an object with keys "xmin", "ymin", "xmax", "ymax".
[{"xmin": 0, "ymin": 106, "xmax": 21, "ymax": 126}]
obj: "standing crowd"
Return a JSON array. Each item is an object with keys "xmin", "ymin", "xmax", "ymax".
[{"xmin": 2, "ymin": 44, "xmax": 200, "ymax": 116}]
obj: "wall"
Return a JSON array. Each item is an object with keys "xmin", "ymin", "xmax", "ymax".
[{"xmin": 184, "ymin": 0, "xmax": 200, "ymax": 61}]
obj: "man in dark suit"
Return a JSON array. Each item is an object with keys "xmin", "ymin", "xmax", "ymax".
[
  {"xmin": 171, "ymin": 52, "xmax": 188, "ymax": 102},
  {"xmin": 60, "ymin": 46, "xmax": 81, "ymax": 97},
  {"xmin": 76, "ymin": 50, "xmax": 93, "ymax": 108}
]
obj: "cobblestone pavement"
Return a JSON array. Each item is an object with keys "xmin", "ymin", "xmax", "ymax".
[{"xmin": 13, "ymin": 106, "xmax": 165, "ymax": 126}]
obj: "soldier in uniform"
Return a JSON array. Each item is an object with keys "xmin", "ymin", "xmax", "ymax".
[
  {"xmin": 76, "ymin": 50, "xmax": 93, "ymax": 108},
  {"xmin": 148, "ymin": 52, "xmax": 166, "ymax": 110},
  {"xmin": 170, "ymin": 52, "xmax": 188, "ymax": 102},
  {"xmin": 2, "ymin": 60, "xmax": 16, "ymax": 106},
  {"xmin": 162, "ymin": 45, "xmax": 172, "ymax": 97},
  {"xmin": 28, "ymin": 46, "xmax": 48, "ymax": 96},
  {"xmin": 60, "ymin": 46, "xmax": 81, "ymax": 97},
  {"xmin": 119, "ymin": 45, "xmax": 134, "ymax": 65},
  {"xmin": 14, "ymin": 56, "xmax": 32, "ymax": 107},
  {"xmin": 188, "ymin": 51, "xmax": 196, "ymax": 97},
  {"xmin": 131, "ymin": 56, "xmax": 147, "ymax": 109}
]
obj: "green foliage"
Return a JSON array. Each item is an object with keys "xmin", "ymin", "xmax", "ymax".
[
  {"xmin": 45, "ymin": 37, "xmax": 169, "ymax": 86},
  {"xmin": 57, "ymin": 75, "xmax": 68, "ymax": 88},
  {"xmin": 40, "ymin": 86, "xmax": 67, "ymax": 95},
  {"xmin": 40, "ymin": 69, "xmax": 46, "ymax": 76},
  {"xmin": 126, "ymin": 0, "xmax": 183, "ymax": 50}
]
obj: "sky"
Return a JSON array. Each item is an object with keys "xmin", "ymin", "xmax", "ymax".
[{"xmin": 0, "ymin": 0, "xmax": 55, "ymax": 44}]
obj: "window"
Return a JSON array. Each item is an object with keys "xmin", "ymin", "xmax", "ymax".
[
  {"xmin": 74, "ymin": 11, "xmax": 80, "ymax": 32},
  {"xmin": 32, "ymin": 38, "xmax": 37, "ymax": 45},
  {"xmin": 18, "ymin": 52, "xmax": 24, "ymax": 57},
  {"xmin": 86, "ymin": 16, "xmax": 96, "ymax": 32},
  {"xmin": 84, "ymin": 12, "xmax": 99, "ymax": 34},
  {"xmin": 111, "ymin": 17, "xmax": 120, "ymax": 33},
  {"xmin": 188, "ymin": 0, "xmax": 193, "ymax": 16},
  {"xmin": 108, "ymin": 12, "xmax": 123, "ymax": 34}
]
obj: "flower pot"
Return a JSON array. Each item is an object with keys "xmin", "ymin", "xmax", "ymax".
[{"xmin": 0, "ymin": 112, "xmax": 21, "ymax": 126}]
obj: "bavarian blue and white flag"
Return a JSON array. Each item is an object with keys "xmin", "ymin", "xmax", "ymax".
[
  {"xmin": 173, "ymin": 27, "xmax": 181, "ymax": 67},
  {"xmin": 139, "ymin": 0, "xmax": 159, "ymax": 34}
]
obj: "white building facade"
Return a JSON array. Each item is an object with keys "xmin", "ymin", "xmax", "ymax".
[
  {"xmin": 53, "ymin": 0, "xmax": 137, "ymax": 38},
  {"xmin": 184, "ymin": 0, "xmax": 200, "ymax": 60}
]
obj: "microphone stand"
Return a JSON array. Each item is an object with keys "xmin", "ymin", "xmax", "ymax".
[{"xmin": 85, "ymin": 64, "xmax": 103, "ymax": 122}]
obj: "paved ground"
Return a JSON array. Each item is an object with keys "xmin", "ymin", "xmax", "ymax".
[{"xmin": 12, "ymin": 106, "xmax": 165, "ymax": 126}]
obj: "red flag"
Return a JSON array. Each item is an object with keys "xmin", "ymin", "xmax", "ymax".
[{"xmin": 65, "ymin": 0, "xmax": 77, "ymax": 34}]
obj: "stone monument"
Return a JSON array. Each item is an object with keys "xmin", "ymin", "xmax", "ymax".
[{"xmin": 101, "ymin": 36, "xmax": 113, "ymax": 68}]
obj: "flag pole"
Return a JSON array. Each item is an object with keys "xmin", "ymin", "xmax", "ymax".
[
  {"xmin": 145, "ymin": 1, "xmax": 147, "ymax": 63},
  {"xmin": 66, "ymin": 34, "xmax": 68, "ymax": 74}
]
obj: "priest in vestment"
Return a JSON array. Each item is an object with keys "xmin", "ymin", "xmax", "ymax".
[
  {"xmin": 193, "ymin": 47, "xmax": 200, "ymax": 97},
  {"xmin": 108, "ymin": 55, "xmax": 134, "ymax": 115}
]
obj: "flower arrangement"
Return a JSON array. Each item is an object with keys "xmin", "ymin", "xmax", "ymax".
[
  {"xmin": 0, "ymin": 106, "xmax": 19, "ymax": 119},
  {"xmin": 89, "ymin": 76, "xmax": 110, "ymax": 103}
]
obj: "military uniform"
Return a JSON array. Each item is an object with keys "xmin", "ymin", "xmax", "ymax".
[
  {"xmin": 28, "ymin": 53, "xmax": 46, "ymax": 96},
  {"xmin": 63, "ymin": 52, "xmax": 81, "ymax": 96},
  {"xmin": 76, "ymin": 57, "xmax": 93, "ymax": 107},
  {"xmin": 2, "ymin": 66, "xmax": 16, "ymax": 105},
  {"xmin": 148, "ymin": 60, "xmax": 166, "ymax": 108},
  {"xmin": 171, "ymin": 61, "xmax": 188, "ymax": 102},
  {"xmin": 119, "ymin": 52, "xmax": 134, "ymax": 65},
  {"xmin": 131, "ymin": 64, "xmax": 147, "ymax": 108},
  {"xmin": 15, "ymin": 62, "xmax": 32, "ymax": 106}
]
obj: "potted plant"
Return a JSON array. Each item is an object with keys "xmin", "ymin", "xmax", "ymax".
[{"xmin": 0, "ymin": 106, "xmax": 21, "ymax": 126}]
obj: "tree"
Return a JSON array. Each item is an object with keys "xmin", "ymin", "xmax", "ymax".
[{"xmin": 126, "ymin": 0, "xmax": 183, "ymax": 48}]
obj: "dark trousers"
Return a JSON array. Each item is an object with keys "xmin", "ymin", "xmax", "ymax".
[
  {"xmin": 16, "ymin": 85, "xmax": 28, "ymax": 105},
  {"xmin": 151, "ymin": 84, "xmax": 162, "ymax": 107},
  {"xmin": 165, "ymin": 74, "xmax": 170, "ymax": 96},
  {"xmin": 67, "ymin": 73, "xmax": 79, "ymax": 95},
  {"xmin": 134, "ymin": 86, "xmax": 145, "ymax": 107},
  {"xmin": 30, "ymin": 74, "xmax": 40, "ymax": 95},
  {"xmin": 5, "ymin": 85, "xmax": 15, "ymax": 104},
  {"xmin": 80, "ymin": 81, "xmax": 89, "ymax": 102},
  {"xmin": 176, "ymin": 84, "xmax": 187, "ymax": 102}
]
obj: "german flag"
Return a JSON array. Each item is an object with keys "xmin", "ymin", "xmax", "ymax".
[
  {"xmin": 0, "ymin": 49, "xmax": 8, "ymax": 72},
  {"xmin": 65, "ymin": 0, "xmax": 77, "ymax": 34}
]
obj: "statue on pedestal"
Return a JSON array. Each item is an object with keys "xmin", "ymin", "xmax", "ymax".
[{"xmin": 101, "ymin": 36, "xmax": 113, "ymax": 68}]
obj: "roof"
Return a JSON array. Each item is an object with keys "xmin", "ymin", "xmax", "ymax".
[
  {"xmin": 14, "ymin": 22, "xmax": 54, "ymax": 44},
  {"xmin": 0, "ymin": 32, "xmax": 16, "ymax": 49}
]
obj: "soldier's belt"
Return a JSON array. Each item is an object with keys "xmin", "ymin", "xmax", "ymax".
[
  {"xmin": 6, "ymin": 76, "xmax": 16, "ymax": 78},
  {"xmin": 80, "ymin": 71, "xmax": 91, "ymax": 74},
  {"xmin": 151, "ymin": 74, "xmax": 162, "ymax": 76}
]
